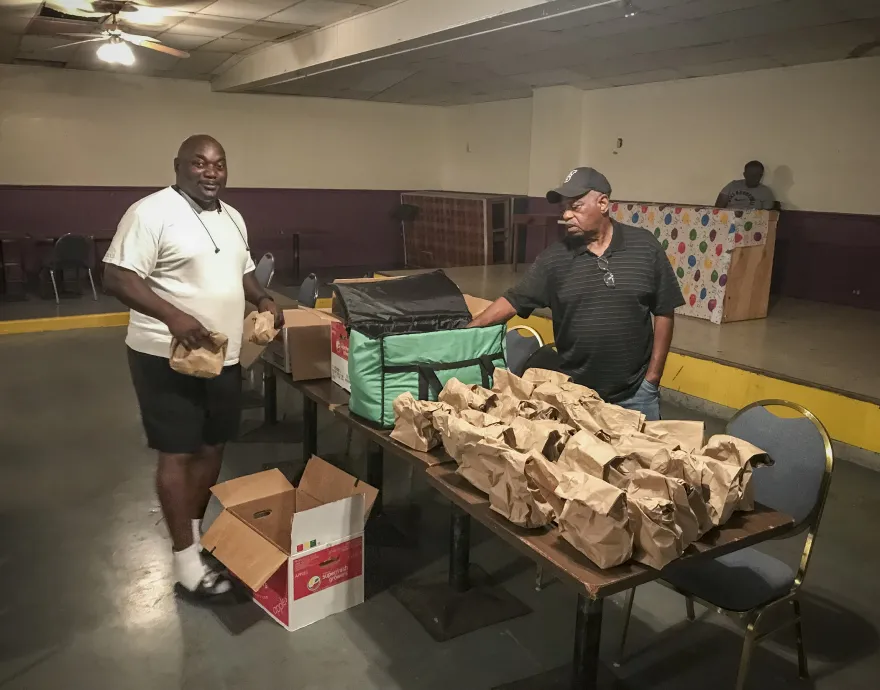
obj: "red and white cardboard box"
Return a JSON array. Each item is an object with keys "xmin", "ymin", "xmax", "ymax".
[
  {"xmin": 330, "ymin": 320, "xmax": 350, "ymax": 392},
  {"xmin": 202, "ymin": 458, "xmax": 377, "ymax": 631}
]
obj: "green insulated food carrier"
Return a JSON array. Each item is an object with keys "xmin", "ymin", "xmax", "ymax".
[{"xmin": 331, "ymin": 271, "xmax": 507, "ymax": 427}]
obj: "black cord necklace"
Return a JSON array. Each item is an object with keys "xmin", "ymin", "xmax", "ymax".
[{"xmin": 172, "ymin": 185, "xmax": 250, "ymax": 254}]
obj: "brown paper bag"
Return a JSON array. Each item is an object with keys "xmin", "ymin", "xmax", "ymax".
[
  {"xmin": 626, "ymin": 492, "xmax": 679, "ymax": 570},
  {"xmin": 438, "ymin": 377, "xmax": 495, "ymax": 412},
  {"xmin": 581, "ymin": 399, "xmax": 645, "ymax": 435},
  {"xmin": 626, "ymin": 469, "xmax": 701, "ymax": 549},
  {"xmin": 643, "ymin": 420, "xmax": 705, "ymax": 452},
  {"xmin": 432, "ymin": 410, "xmax": 507, "ymax": 460},
  {"xmin": 523, "ymin": 454, "xmax": 566, "ymax": 518},
  {"xmin": 557, "ymin": 430, "xmax": 621, "ymax": 478},
  {"xmin": 522, "ymin": 368, "xmax": 571, "ymax": 386},
  {"xmin": 502, "ymin": 417, "xmax": 573, "ymax": 461},
  {"xmin": 701, "ymin": 434, "xmax": 772, "ymax": 512},
  {"xmin": 516, "ymin": 399, "xmax": 564, "ymax": 421},
  {"xmin": 484, "ymin": 393, "xmax": 521, "ymax": 423},
  {"xmin": 491, "ymin": 368, "xmax": 536, "ymax": 400},
  {"xmin": 682, "ymin": 453, "xmax": 745, "ymax": 527},
  {"xmin": 456, "ymin": 435, "xmax": 511, "ymax": 495},
  {"xmin": 608, "ymin": 432, "xmax": 674, "ymax": 469},
  {"xmin": 390, "ymin": 392, "xmax": 454, "ymax": 452},
  {"xmin": 488, "ymin": 448, "xmax": 556, "ymax": 528},
  {"xmin": 169, "ymin": 332, "xmax": 228, "ymax": 378},
  {"xmin": 249, "ymin": 310, "xmax": 280, "ymax": 346},
  {"xmin": 554, "ymin": 472, "xmax": 633, "ymax": 569}
]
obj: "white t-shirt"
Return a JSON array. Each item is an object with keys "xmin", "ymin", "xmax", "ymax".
[{"xmin": 104, "ymin": 186, "xmax": 256, "ymax": 365}]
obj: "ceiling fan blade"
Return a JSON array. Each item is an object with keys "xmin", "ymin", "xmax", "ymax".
[
  {"xmin": 49, "ymin": 37, "xmax": 107, "ymax": 50},
  {"xmin": 118, "ymin": 31, "xmax": 159, "ymax": 45},
  {"xmin": 136, "ymin": 40, "xmax": 189, "ymax": 58},
  {"xmin": 58, "ymin": 32, "xmax": 108, "ymax": 38}
]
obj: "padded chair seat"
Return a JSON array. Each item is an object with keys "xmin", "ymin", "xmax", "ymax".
[{"xmin": 663, "ymin": 547, "xmax": 795, "ymax": 612}]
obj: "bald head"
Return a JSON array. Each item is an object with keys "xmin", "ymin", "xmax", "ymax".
[{"xmin": 174, "ymin": 134, "xmax": 227, "ymax": 209}]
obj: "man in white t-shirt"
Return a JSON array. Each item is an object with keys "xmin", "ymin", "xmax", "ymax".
[
  {"xmin": 714, "ymin": 160, "xmax": 779, "ymax": 210},
  {"xmin": 104, "ymin": 135, "xmax": 280, "ymax": 599}
]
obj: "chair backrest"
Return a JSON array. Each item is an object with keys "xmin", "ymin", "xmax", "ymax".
[
  {"xmin": 506, "ymin": 325, "xmax": 543, "ymax": 376},
  {"xmin": 254, "ymin": 252, "xmax": 275, "ymax": 289},
  {"xmin": 726, "ymin": 401, "xmax": 833, "ymax": 530},
  {"xmin": 297, "ymin": 273, "xmax": 319, "ymax": 308},
  {"xmin": 52, "ymin": 234, "xmax": 92, "ymax": 267},
  {"xmin": 522, "ymin": 343, "xmax": 562, "ymax": 375}
]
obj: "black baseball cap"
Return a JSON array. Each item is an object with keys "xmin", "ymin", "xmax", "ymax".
[{"xmin": 546, "ymin": 167, "xmax": 612, "ymax": 203}]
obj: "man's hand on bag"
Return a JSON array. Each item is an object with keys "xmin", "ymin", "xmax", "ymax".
[
  {"xmin": 258, "ymin": 296, "xmax": 283, "ymax": 329},
  {"xmin": 166, "ymin": 311, "xmax": 210, "ymax": 351}
]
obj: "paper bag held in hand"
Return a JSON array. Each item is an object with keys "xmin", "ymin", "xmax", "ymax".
[
  {"xmin": 170, "ymin": 332, "xmax": 228, "ymax": 379},
  {"xmin": 248, "ymin": 310, "xmax": 280, "ymax": 346}
]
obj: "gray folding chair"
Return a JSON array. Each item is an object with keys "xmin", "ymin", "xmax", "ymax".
[
  {"xmin": 298, "ymin": 273, "xmax": 318, "ymax": 308},
  {"xmin": 46, "ymin": 234, "xmax": 98, "ymax": 305},
  {"xmin": 254, "ymin": 252, "xmax": 275, "ymax": 289},
  {"xmin": 616, "ymin": 400, "xmax": 834, "ymax": 689},
  {"xmin": 505, "ymin": 325, "xmax": 543, "ymax": 376}
]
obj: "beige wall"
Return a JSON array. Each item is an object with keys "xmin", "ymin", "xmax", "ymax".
[
  {"xmin": 579, "ymin": 57, "xmax": 880, "ymax": 215},
  {"xmin": 440, "ymin": 98, "xmax": 532, "ymax": 195},
  {"xmin": 527, "ymin": 86, "xmax": 584, "ymax": 198},
  {"xmin": 0, "ymin": 65, "xmax": 444, "ymax": 189}
]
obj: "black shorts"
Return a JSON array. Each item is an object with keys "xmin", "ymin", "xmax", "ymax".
[{"xmin": 127, "ymin": 347, "xmax": 242, "ymax": 454}]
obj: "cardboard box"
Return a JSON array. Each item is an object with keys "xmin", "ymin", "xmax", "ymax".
[
  {"xmin": 241, "ymin": 300, "xmax": 340, "ymax": 380},
  {"xmin": 202, "ymin": 457, "xmax": 378, "ymax": 632},
  {"xmin": 328, "ymin": 290, "xmax": 492, "ymax": 393},
  {"xmin": 330, "ymin": 320, "xmax": 351, "ymax": 392}
]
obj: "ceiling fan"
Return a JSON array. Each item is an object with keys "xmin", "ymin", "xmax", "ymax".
[{"xmin": 48, "ymin": 1, "xmax": 190, "ymax": 65}]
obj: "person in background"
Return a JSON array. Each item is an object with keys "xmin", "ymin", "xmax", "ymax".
[
  {"xmin": 103, "ymin": 135, "xmax": 280, "ymax": 599},
  {"xmin": 714, "ymin": 160, "xmax": 780, "ymax": 210},
  {"xmin": 469, "ymin": 167, "xmax": 684, "ymax": 421}
]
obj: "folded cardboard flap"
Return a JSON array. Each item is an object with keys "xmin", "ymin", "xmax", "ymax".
[
  {"xmin": 299, "ymin": 455, "xmax": 378, "ymax": 520},
  {"xmin": 202, "ymin": 459, "xmax": 377, "ymax": 592},
  {"xmin": 202, "ymin": 509, "xmax": 289, "ymax": 591},
  {"xmin": 463, "ymin": 294, "xmax": 493, "ymax": 318}
]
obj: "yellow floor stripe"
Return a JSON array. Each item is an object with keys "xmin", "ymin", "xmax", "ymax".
[{"xmin": 0, "ymin": 312, "xmax": 129, "ymax": 335}]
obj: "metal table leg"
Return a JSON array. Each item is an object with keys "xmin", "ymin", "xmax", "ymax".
[
  {"xmin": 365, "ymin": 440, "xmax": 384, "ymax": 516},
  {"xmin": 572, "ymin": 595, "xmax": 603, "ymax": 690},
  {"xmin": 492, "ymin": 595, "xmax": 612, "ymax": 690},
  {"xmin": 449, "ymin": 506, "xmax": 471, "ymax": 592},
  {"xmin": 263, "ymin": 364, "xmax": 277, "ymax": 425},
  {"xmin": 390, "ymin": 503, "xmax": 530, "ymax": 642},
  {"xmin": 302, "ymin": 397, "xmax": 318, "ymax": 464}
]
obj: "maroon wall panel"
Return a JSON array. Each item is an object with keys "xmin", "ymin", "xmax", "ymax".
[{"xmin": 0, "ymin": 185, "xmax": 405, "ymax": 281}]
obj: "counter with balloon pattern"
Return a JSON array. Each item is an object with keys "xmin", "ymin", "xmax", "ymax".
[{"xmin": 610, "ymin": 203, "xmax": 777, "ymax": 324}]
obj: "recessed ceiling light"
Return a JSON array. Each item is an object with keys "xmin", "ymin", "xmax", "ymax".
[{"xmin": 621, "ymin": 0, "xmax": 638, "ymax": 18}]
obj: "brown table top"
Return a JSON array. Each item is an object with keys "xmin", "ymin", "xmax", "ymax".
[
  {"xmin": 295, "ymin": 378, "xmax": 455, "ymax": 470},
  {"xmin": 425, "ymin": 463, "xmax": 795, "ymax": 601}
]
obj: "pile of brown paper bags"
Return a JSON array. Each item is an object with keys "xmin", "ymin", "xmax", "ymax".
[{"xmin": 391, "ymin": 368, "xmax": 772, "ymax": 570}]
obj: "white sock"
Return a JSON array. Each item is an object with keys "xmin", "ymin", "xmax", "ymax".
[
  {"xmin": 191, "ymin": 519, "xmax": 202, "ymax": 550},
  {"xmin": 174, "ymin": 543, "xmax": 208, "ymax": 591}
]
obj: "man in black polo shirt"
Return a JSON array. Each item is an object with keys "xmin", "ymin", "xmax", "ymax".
[{"xmin": 469, "ymin": 167, "xmax": 684, "ymax": 420}]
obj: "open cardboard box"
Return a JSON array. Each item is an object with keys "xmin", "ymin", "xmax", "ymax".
[
  {"xmin": 202, "ymin": 457, "xmax": 378, "ymax": 632},
  {"xmin": 330, "ymin": 290, "xmax": 493, "ymax": 393},
  {"xmin": 240, "ymin": 288, "xmax": 340, "ymax": 379}
]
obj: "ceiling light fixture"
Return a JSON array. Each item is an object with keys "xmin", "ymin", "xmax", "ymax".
[
  {"xmin": 621, "ymin": 0, "xmax": 638, "ymax": 18},
  {"xmin": 97, "ymin": 37, "xmax": 135, "ymax": 66}
]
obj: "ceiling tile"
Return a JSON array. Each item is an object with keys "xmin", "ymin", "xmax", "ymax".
[
  {"xmin": 169, "ymin": 49, "xmax": 232, "ymax": 74},
  {"xmin": 225, "ymin": 21, "xmax": 307, "ymax": 41},
  {"xmin": 165, "ymin": 15, "xmax": 248, "ymax": 38},
  {"xmin": 198, "ymin": 36, "xmax": 263, "ymax": 53},
  {"xmin": 678, "ymin": 57, "xmax": 783, "ymax": 78},
  {"xmin": 154, "ymin": 32, "xmax": 214, "ymax": 50},
  {"xmin": 268, "ymin": 1, "xmax": 367, "ymax": 26},
  {"xmin": 200, "ymin": 1, "xmax": 296, "ymax": 21},
  {"xmin": 212, "ymin": 53, "xmax": 245, "ymax": 74}
]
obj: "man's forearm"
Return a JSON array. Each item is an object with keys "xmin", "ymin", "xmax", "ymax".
[
  {"xmin": 243, "ymin": 272, "xmax": 271, "ymax": 306},
  {"xmin": 646, "ymin": 314, "xmax": 675, "ymax": 384},
  {"xmin": 467, "ymin": 297, "xmax": 517, "ymax": 328},
  {"xmin": 104, "ymin": 265, "xmax": 183, "ymax": 325}
]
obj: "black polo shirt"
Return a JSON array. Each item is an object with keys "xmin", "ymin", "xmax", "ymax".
[{"xmin": 504, "ymin": 221, "xmax": 684, "ymax": 403}]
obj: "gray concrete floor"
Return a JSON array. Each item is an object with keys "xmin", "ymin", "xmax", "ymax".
[{"xmin": 1, "ymin": 327, "xmax": 878, "ymax": 690}]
